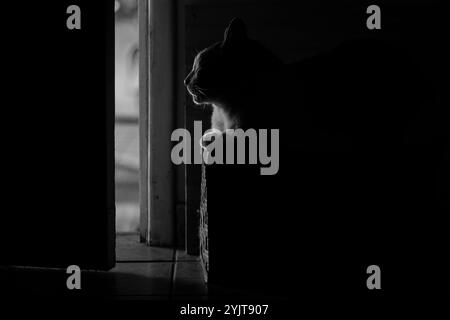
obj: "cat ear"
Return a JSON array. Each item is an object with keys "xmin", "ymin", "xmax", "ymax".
[{"xmin": 223, "ymin": 18, "xmax": 247, "ymax": 45}]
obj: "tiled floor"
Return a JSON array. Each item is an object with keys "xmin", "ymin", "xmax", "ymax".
[
  {"xmin": 114, "ymin": 233, "xmax": 206, "ymax": 299},
  {"xmin": 0, "ymin": 234, "xmax": 207, "ymax": 300},
  {"xmin": 116, "ymin": 233, "xmax": 174, "ymax": 262},
  {"xmin": 1, "ymin": 234, "xmax": 273, "ymax": 300}
]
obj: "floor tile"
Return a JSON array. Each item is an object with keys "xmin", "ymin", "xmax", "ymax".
[
  {"xmin": 175, "ymin": 249, "xmax": 200, "ymax": 261},
  {"xmin": 116, "ymin": 233, "xmax": 174, "ymax": 261}
]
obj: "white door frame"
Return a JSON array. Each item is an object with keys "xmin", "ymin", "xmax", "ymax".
[{"xmin": 139, "ymin": 0, "xmax": 176, "ymax": 246}]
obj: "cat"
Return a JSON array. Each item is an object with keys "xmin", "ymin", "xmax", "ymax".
[
  {"xmin": 185, "ymin": 17, "xmax": 437, "ymax": 152},
  {"xmin": 184, "ymin": 18, "xmax": 283, "ymax": 133}
]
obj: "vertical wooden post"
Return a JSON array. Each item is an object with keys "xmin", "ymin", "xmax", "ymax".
[
  {"xmin": 138, "ymin": 0, "xmax": 150, "ymax": 243},
  {"xmin": 139, "ymin": 0, "xmax": 176, "ymax": 246}
]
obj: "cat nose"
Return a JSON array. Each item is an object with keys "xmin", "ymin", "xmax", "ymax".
[{"xmin": 183, "ymin": 75, "xmax": 190, "ymax": 87}]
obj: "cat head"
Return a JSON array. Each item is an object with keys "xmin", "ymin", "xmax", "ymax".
[{"xmin": 184, "ymin": 18, "xmax": 282, "ymax": 105}]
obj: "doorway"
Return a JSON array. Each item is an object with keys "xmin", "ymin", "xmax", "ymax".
[
  {"xmin": 115, "ymin": 0, "xmax": 140, "ymax": 235},
  {"xmin": 115, "ymin": 0, "xmax": 179, "ymax": 252}
]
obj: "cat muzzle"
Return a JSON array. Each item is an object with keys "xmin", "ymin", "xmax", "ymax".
[{"xmin": 187, "ymin": 86, "xmax": 207, "ymax": 104}]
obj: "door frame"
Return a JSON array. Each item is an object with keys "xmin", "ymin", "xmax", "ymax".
[{"xmin": 138, "ymin": 0, "xmax": 177, "ymax": 246}]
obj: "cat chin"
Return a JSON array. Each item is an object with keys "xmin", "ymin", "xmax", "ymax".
[
  {"xmin": 193, "ymin": 97, "xmax": 205, "ymax": 105},
  {"xmin": 192, "ymin": 95, "xmax": 211, "ymax": 105},
  {"xmin": 187, "ymin": 89, "xmax": 208, "ymax": 105}
]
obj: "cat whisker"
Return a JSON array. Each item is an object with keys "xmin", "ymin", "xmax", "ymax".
[
  {"xmin": 193, "ymin": 85, "xmax": 207, "ymax": 91},
  {"xmin": 193, "ymin": 86, "xmax": 209, "ymax": 95}
]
